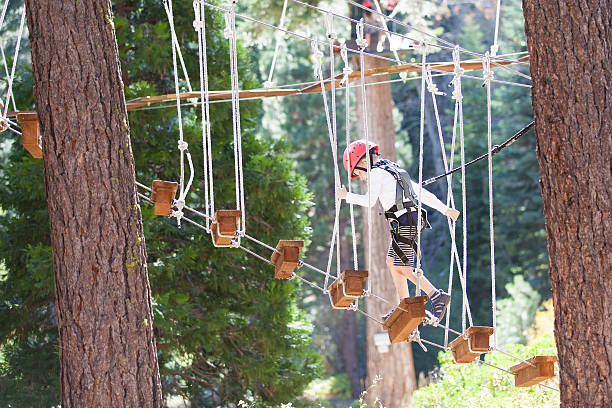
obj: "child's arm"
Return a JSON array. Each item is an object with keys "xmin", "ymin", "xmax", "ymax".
[
  {"xmin": 410, "ymin": 181, "xmax": 460, "ymax": 221},
  {"xmin": 336, "ymin": 172, "xmax": 383, "ymax": 208}
]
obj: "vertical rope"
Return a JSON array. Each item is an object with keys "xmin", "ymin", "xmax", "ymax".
[
  {"xmin": 3, "ymin": 6, "xmax": 25, "ymax": 118},
  {"xmin": 225, "ymin": 1, "xmax": 246, "ymax": 233},
  {"xmin": 0, "ymin": 0, "xmax": 16, "ymax": 112},
  {"xmin": 371, "ymin": 0, "xmax": 407, "ymax": 82},
  {"xmin": 341, "ymin": 42, "xmax": 358, "ymax": 271},
  {"xmin": 492, "ymin": 0, "xmax": 502, "ymax": 56},
  {"xmin": 483, "ymin": 52, "xmax": 497, "ymax": 347},
  {"xmin": 164, "ymin": 0, "xmax": 194, "ymax": 226},
  {"xmin": 356, "ymin": 19, "xmax": 372, "ymax": 293},
  {"xmin": 451, "ymin": 46, "xmax": 469, "ymax": 333},
  {"xmin": 193, "ymin": 0, "xmax": 214, "ymax": 229},
  {"xmin": 312, "ymin": 40, "xmax": 341, "ymax": 290},
  {"xmin": 414, "ymin": 44, "xmax": 428, "ymax": 297},
  {"xmin": 264, "ymin": 0, "xmax": 289, "ymax": 88},
  {"xmin": 326, "ymin": 12, "xmax": 341, "ymax": 280}
]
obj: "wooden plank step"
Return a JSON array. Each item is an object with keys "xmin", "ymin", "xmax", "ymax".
[
  {"xmin": 211, "ymin": 209, "xmax": 241, "ymax": 247},
  {"xmin": 448, "ymin": 326, "xmax": 494, "ymax": 364},
  {"xmin": 509, "ymin": 355, "xmax": 557, "ymax": 387},
  {"xmin": 327, "ymin": 270, "xmax": 368, "ymax": 308},
  {"xmin": 151, "ymin": 180, "xmax": 178, "ymax": 216},
  {"xmin": 17, "ymin": 112, "xmax": 43, "ymax": 158},
  {"xmin": 271, "ymin": 240, "xmax": 304, "ymax": 279},
  {"xmin": 384, "ymin": 296, "xmax": 427, "ymax": 344}
]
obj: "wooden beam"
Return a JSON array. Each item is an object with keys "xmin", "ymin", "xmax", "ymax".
[{"xmin": 7, "ymin": 56, "xmax": 528, "ymax": 116}]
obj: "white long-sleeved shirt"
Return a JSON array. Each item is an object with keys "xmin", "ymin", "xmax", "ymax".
[{"xmin": 345, "ymin": 167, "xmax": 449, "ymax": 216}]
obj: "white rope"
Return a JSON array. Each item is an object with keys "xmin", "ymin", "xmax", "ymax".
[
  {"xmin": 341, "ymin": 41, "xmax": 358, "ymax": 271},
  {"xmin": 225, "ymin": 1, "xmax": 246, "ymax": 234},
  {"xmin": 164, "ymin": 0, "xmax": 194, "ymax": 227},
  {"xmin": 357, "ymin": 19, "xmax": 372, "ymax": 294},
  {"xmin": 483, "ymin": 52, "xmax": 497, "ymax": 348},
  {"xmin": 0, "ymin": 44, "xmax": 16, "ymax": 112},
  {"xmin": 451, "ymin": 45, "xmax": 470, "ymax": 334},
  {"xmin": 414, "ymin": 43, "xmax": 428, "ymax": 297},
  {"xmin": 173, "ymin": 26, "xmax": 194, "ymax": 95},
  {"xmin": 264, "ymin": 0, "xmax": 289, "ymax": 88},
  {"xmin": 200, "ymin": 1, "xmax": 530, "ymax": 82},
  {"xmin": 193, "ymin": 0, "xmax": 215, "ymax": 229},
  {"xmin": 310, "ymin": 41, "xmax": 339, "ymax": 291},
  {"xmin": 425, "ymin": 64, "xmax": 473, "ymax": 346},
  {"xmin": 0, "ymin": 0, "xmax": 17, "ymax": 113},
  {"xmin": 371, "ymin": 0, "xmax": 408, "ymax": 82},
  {"xmin": 3, "ymin": 6, "xmax": 25, "ymax": 118},
  {"xmin": 491, "ymin": 0, "xmax": 502, "ymax": 56},
  {"xmin": 326, "ymin": 12, "xmax": 342, "ymax": 280},
  {"xmin": 312, "ymin": 40, "xmax": 341, "ymax": 290}
]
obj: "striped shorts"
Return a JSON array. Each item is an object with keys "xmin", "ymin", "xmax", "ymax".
[{"xmin": 386, "ymin": 211, "xmax": 418, "ymax": 266}]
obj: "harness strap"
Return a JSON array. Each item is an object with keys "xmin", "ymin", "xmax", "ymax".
[{"xmin": 386, "ymin": 215, "xmax": 416, "ymax": 264}]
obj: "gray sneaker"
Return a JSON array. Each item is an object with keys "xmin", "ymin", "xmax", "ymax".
[
  {"xmin": 429, "ymin": 290, "xmax": 451, "ymax": 321},
  {"xmin": 381, "ymin": 308, "xmax": 395, "ymax": 321}
]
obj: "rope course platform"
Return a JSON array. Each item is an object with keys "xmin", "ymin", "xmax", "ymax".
[{"xmin": 0, "ymin": 0, "xmax": 561, "ymax": 394}]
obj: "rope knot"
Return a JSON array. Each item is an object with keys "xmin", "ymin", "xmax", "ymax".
[
  {"xmin": 223, "ymin": 11, "xmax": 233, "ymax": 39},
  {"xmin": 325, "ymin": 12, "xmax": 337, "ymax": 40},
  {"xmin": 263, "ymin": 80, "xmax": 274, "ymax": 89},
  {"xmin": 482, "ymin": 52, "xmax": 494, "ymax": 86},
  {"xmin": 193, "ymin": 19, "xmax": 203, "ymax": 31},
  {"xmin": 178, "ymin": 140, "xmax": 189, "ymax": 151},
  {"xmin": 0, "ymin": 117, "xmax": 9, "ymax": 132},
  {"xmin": 356, "ymin": 19, "xmax": 368, "ymax": 50},
  {"xmin": 424, "ymin": 65, "xmax": 445, "ymax": 96},
  {"xmin": 311, "ymin": 41, "xmax": 324, "ymax": 79}
]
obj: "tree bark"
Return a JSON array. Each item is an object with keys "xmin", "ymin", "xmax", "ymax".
[
  {"xmin": 25, "ymin": 1, "xmax": 163, "ymax": 407},
  {"xmin": 354, "ymin": 55, "xmax": 418, "ymax": 408},
  {"xmin": 522, "ymin": 1, "xmax": 611, "ymax": 406}
]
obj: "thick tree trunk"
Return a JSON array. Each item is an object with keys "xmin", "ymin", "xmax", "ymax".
[
  {"xmin": 522, "ymin": 1, "xmax": 611, "ymax": 406},
  {"xmin": 25, "ymin": 1, "xmax": 163, "ymax": 407},
  {"xmin": 354, "ymin": 55, "xmax": 417, "ymax": 408}
]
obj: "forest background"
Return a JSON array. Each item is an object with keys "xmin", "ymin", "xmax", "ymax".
[{"xmin": 0, "ymin": 0, "xmax": 553, "ymax": 406}]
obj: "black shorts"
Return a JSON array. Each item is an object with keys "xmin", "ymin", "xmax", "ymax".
[{"xmin": 386, "ymin": 210, "xmax": 419, "ymax": 266}]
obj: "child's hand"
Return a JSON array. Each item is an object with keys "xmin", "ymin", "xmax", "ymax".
[
  {"xmin": 336, "ymin": 185, "xmax": 347, "ymax": 200},
  {"xmin": 445, "ymin": 208, "xmax": 460, "ymax": 222}
]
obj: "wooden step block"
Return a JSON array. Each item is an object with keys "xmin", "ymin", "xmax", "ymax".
[
  {"xmin": 384, "ymin": 296, "xmax": 427, "ymax": 344},
  {"xmin": 17, "ymin": 112, "xmax": 43, "ymax": 158},
  {"xmin": 271, "ymin": 240, "xmax": 304, "ymax": 279},
  {"xmin": 327, "ymin": 270, "xmax": 368, "ymax": 308},
  {"xmin": 211, "ymin": 209, "xmax": 241, "ymax": 247},
  {"xmin": 509, "ymin": 355, "xmax": 557, "ymax": 387},
  {"xmin": 448, "ymin": 326, "xmax": 494, "ymax": 363},
  {"xmin": 151, "ymin": 180, "xmax": 178, "ymax": 216}
]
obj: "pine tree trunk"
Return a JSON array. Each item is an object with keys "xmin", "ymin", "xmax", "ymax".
[
  {"xmin": 25, "ymin": 1, "xmax": 163, "ymax": 406},
  {"xmin": 354, "ymin": 55, "xmax": 417, "ymax": 408},
  {"xmin": 522, "ymin": 1, "xmax": 611, "ymax": 406}
]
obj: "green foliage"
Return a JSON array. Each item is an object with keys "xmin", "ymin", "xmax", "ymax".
[
  {"xmin": 496, "ymin": 275, "xmax": 541, "ymax": 346},
  {"xmin": 0, "ymin": 0, "xmax": 321, "ymax": 406},
  {"xmin": 412, "ymin": 335, "xmax": 559, "ymax": 408}
]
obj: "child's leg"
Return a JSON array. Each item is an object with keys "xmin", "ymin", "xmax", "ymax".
[
  {"xmin": 389, "ymin": 264, "xmax": 436, "ymax": 297},
  {"xmin": 386, "ymin": 256, "xmax": 410, "ymax": 299}
]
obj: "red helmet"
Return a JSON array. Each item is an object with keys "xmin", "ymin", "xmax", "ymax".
[
  {"xmin": 362, "ymin": 0, "xmax": 373, "ymax": 8},
  {"xmin": 343, "ymin": 139, "xmax": 380, "ymax": 178}
]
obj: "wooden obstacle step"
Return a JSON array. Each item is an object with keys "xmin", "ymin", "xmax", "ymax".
[
  {"xmin": 17, "ymin": 112, "xmax": 43, "ymax": 158},
  {"xmin": 151, "ymin": 180, "xmax": 178, "ymax": 216},
  {"xmin": 271, "ymin": 240, "xmax": 304, "ymax": 279},
  {"xmin": 383, "ymin": 296, "xmax": 427, "ymax": 344},
  {"xmin": 211, "ymin": 209, "xmax": 241, "ymax": 247},
  {"xmin": 449, "ymin": 326, "xmax": 494, "ymax": 364},
  {"xmin": 509, "ymin": 355, "xmax": 558, "ymax": 387},
  {"xmin": 327, "ymin": 270, "xmax": 368, "ymax": 308}
]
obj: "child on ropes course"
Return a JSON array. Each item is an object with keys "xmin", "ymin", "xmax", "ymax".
[{"xmin": 337, "ymin": 139, "xmax": 460, "ymax": 322}]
